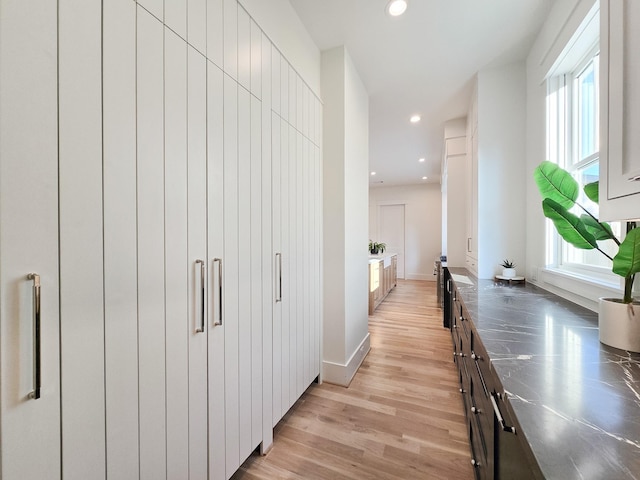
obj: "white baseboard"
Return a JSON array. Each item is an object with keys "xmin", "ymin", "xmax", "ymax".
[{"xmin": 322, "ymin": 333, "xmax": 370, "ymax": 387}]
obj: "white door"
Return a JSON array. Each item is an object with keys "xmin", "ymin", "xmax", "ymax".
[
  {"xmin": 380, "ymin": 205, "xmax": 406, "ymax": 279},
  {"xmin": 0, "ymin": 1, "xmax": 61, "ymax": 478}
]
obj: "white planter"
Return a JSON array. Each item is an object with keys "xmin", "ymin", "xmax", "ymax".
[
  {"xmin": 502, "ymin": 268, "xmax": 516, "ymax": 278},
  {"xmin": 599, "ymin": 298, "xmax": 640, "ymax": 353}
]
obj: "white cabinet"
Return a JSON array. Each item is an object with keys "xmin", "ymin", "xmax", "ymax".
[
  {"xmin": 59, "ymin": 1, "xmax": 106, "ymax": 478},
  {"xmin": 443, "ymin": 126, "xmax": 468, "ymax": 269},
  {"xmin": 163, "ymin": 26, "xmax": 190, "ymax": 478},
  {"xmin": 0, "ymin": 1, "xmax": 61, "ymax": 478},
  {"xmin": 466, "ymin": 85, "xmax": 478, "ymax": 274},
  {"xmin": 207, "ymin": 59, "xmax": 226, "ymax": 480},
  {"xmin": 600, "ymin": 0, "xmax": 640, "ymax": 221},
  {"xmin": 186, "ymin": 44, "xmax": 209, "ymax": 479},
  {"xmin": 103, "ymin": 0, "xmax": 139, "ymax": 477},
  {"xmin": 136, "ymin": 10, "xmax": 168, "ymax": 479},
  {"xmin": 1, "ymin": 2, "xmax": 321, "ymax": 479}
]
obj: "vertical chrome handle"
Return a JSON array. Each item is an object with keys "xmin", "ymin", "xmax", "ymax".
[
  {"xmin": 195, "ymin": 260, "xmax": 205, "ymax": 333},
  {"xmin": 213, "ymin": 258, "xmax": 223, "ymax": 326},
  {"xmin": 27, "ymin": 273, "xmax": 41, "ymax": 400},
  {"xmin": 275, "ymin": 253, "xmax": 282, "ymax": 302}
]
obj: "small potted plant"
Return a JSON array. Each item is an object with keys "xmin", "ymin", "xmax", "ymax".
[
  {"xmin": 500, "ymin": 259, "xmax": 516, "ymax": 278},
  {"xmin": 534, "ymin": 161, "xmax": 640, "ymax": 352},
  {"xmin": 369, "ymin": 240, "xmax": 387, "ymax": 255}
]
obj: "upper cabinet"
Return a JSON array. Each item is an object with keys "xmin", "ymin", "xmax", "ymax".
[{"xmin": 600, "ymin": 0, "xmax": 640, "ymax": 221}]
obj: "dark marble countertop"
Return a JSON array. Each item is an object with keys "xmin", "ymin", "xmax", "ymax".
[{"xmin": 447, "ymin": 267, "xmax": 640, "ymax": 480}]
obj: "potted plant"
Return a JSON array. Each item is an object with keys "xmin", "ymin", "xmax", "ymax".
[
  {"xmin": 369, "ymin": 240, "xmax": 387, "ymax": 255},
  {"xmin": 534, "ymin": 161, "xmax": 640, "ymax": 352},
  {"xmin": 500, "ymin": 259, "xmax": 516, "ymax": 278}
]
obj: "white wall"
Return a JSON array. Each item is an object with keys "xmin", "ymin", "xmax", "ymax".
[
  {"xmin": 524, "ymin": 0, "xmax": 614, "ymax": 311},
  {"xmin": 240, "ymin": 0, "xmax": 321, "ymax": 95},
  {"xmin": 370, "ymin": 184, "xmax": 442, "ymax": 281},
  {"xmin": 477, "ymin": 62, "xmax": 527, "ymax": 279},
  {"xmin": 322, "ymin": 46, "xmax": 370, "ymax": 386}
]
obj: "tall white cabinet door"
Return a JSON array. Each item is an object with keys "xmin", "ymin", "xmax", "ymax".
[
  {"xmin": 237, "ymin": 85, "xmax": 253, "ymax": 462},
  {"xmin": 137, "ymin": 9, "xmax": 167, "ymax": 480},
  {"xmin": 271, "ymin": 115, "xmax": 283, "ymax": 426},
  {"xmin": 0, "ymin": 1, "xmax": 61, "ymax": 478},
  {"xmin": 207, "ymin": 60, "xmax": 226, "ymax": 480},
  {"xmin": 280, "ymin": 120, "xmax": 292, "ymax": 414},
  {"xmin": 288, "ymin": 124, "xmax": 298, "ymax": 410},
  {"xmin": 295, "ymin": 131, "xmax": 305, "ymax": 398},
  {"xmin": 187, "ymin": 45, "xmax": 209, "ymax": 480},
  {"xmin": 58, "ymin": 1, "xmax": 106, "ymax": 478},
  {"xmin": 223, "ymin": 75, "xmax": 241, "ymax": 476},
  {"xmin": 103, "ymin": 0, "xmax": 140, "ymax": 477},
  {"xmin": 250, "ymin": 95, "xmax": 264, "ymax": 449},
  {"xmin": 164, "ymin": 28, "xmax": 190, "ymax": 479},
  {"xmin": 260, "ymin": 31, "xmax": 274, "ymax": 453}
]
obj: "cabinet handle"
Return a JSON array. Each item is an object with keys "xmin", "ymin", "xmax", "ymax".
[
  {"xmin": 467, "ymin": 237, "xmax": 471, "ymax": 252},
  {"xmin": 275, "ymin": 253, "xmax": 282, "ymax": 302},
  {"xmin": 195, "ymin": 260, "xmax": 205, "ymax": 333},
  {"xmin": 471, "ymin": 406, "xmax": 479, "ymax": 414},
  {"xmin": 471, "ymin": 352, "xmax": 481, "ymax": 361},
  {"xmin": 628, "ymin": 175, "xmax": 640, "ymax": 182},
  {"xmin": 491, "ymin": 393, "xmax": 516, "ymax": 434},
  {"xmin": 27, "ymin": 273, "xmax": 41, "ymax": 400},
  {"xmin": 213, "ymin": 258, "xmax": 223, "ymax": 326}
]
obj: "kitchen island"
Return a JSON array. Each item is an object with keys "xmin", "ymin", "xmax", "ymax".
[
  {"xmin": 368, "ymin": 253, "xmax": 397, "ymax": 314},
  {"xmin": 446, "ymin": 267, "xmax": 640, "ymax": 479}
]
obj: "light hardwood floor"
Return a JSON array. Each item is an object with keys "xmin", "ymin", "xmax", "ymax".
[{"xmin": 232, "ymin": 280, "xmax": 474, "ymax": 479}]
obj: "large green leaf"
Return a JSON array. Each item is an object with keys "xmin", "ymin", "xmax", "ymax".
[
  {"xmin": 584, "ymin": 182, "xmax": 599, "ymax": 204},
  {"xmin": 534, "ymin": 161, "xmax": 579, "ymax": 209},
  {"xmin": 580, "ymin": 214, "xmax": 615, "ymax": 241},
  {"xmin": 542, "ymin": 198, "xmax": 597, "ymax": 249},
  {"xmin": 613, "ymin": 228, "xmax": 640, "ymax": 277}
]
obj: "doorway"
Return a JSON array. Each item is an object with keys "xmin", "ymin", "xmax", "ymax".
[{"xmin": 379, "ymin": 204, "xmax": 405, "ymax": 279}]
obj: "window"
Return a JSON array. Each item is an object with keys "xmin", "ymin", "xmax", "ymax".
[{"xmin": 546, "ymin": 38, "xmax": 620, "ymax": 280}]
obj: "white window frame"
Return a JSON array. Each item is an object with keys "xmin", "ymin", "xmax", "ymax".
[{"xmin": 544, "ymin": 7, "xmax": 622, "ymax": 292}]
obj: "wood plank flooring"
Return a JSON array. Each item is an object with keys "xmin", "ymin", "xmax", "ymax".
[{"xmin": 232, "ymin": 280, "xmax": 474, "ymax": 480}]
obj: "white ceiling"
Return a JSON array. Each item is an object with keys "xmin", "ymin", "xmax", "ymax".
[{"xmin": 288, "ymin": 0, "xmax": 555, "ymax": 187}]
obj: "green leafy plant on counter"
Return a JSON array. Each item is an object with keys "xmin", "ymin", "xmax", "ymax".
[
  {"xmin": 369, "ymin": 240, "xmax": 387, "ymax": 255},
  {"xmin": 534, "ymin": 161, "xmax": 640, "ymax": 303},
  {"xmin": 501, "ymin": 259, "xmax": 515, "ymax": 269}
]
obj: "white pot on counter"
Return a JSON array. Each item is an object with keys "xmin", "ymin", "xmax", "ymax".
[
  {"xmin": 502, "ymin": 268, "xmax": 516, "ymax": 278},
  {"xmin": 599, "ymin": 298, "xmax": 640, "ymax": 353}
]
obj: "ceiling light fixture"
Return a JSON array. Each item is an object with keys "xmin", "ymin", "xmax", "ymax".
[
  {"xmin": 422, "ymin": 176, "xmax": 428, "ymax": 180},
  {"xmin": 419, "ymin": 158, "xmax": 425, "ymax": 162},
  {"xmin": 371, "ymin": 171, "xmax": 377, "ymax": 176},
  {"xmin": 387, "ymin": 0, "xmax": 408, "ymax": 17},
  {"xmin": 410, "ymin": 114, "xmax": 421, "ymax": 123}
]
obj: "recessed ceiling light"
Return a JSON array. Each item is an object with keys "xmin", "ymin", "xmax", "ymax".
[
  {"xmin": 387, "ymin": 0, "xmax": 408, "ymax": 17},
  {"xmin": 410, "ymin": 114, "xmax": 421, "ymax": 123},
  {"xmin": 422, "ymin": 176, "xmax": 428, "ymax": 180},
  {"xmin": 419, "ymin": 158, "xmax": 425, "ymax": 162},
  {"xmin": 371, "ymin": 172, "xmax": 377, "ymax": 176}
]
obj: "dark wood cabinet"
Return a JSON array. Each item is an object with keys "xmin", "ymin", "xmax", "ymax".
[{"xmin": 445, "ymin": 270, "xmax": 542, "ymax": 480}]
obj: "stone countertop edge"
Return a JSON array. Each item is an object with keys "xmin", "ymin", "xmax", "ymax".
[{"xmin": 447, "ymin": 266, "xmax": 640, "ymax": 480}]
